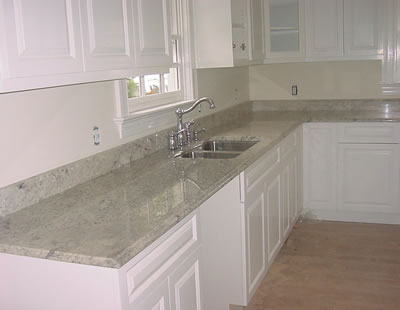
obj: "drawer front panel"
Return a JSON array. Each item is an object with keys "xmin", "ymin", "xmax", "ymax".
[
  {"xmin": 244, "ymin": 148, "xmax": 279, "ymax": 194},
  {"xmin": 126, "ymin": 215, "xmax": 199, "ymax": 301},
  {"xmin": 338, "ymin": 123, "xmax": 400, "ymax": 143}
]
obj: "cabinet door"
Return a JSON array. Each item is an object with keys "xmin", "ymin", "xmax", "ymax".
[
  {"xmin": 343, "ymin": 0, "xmax": 384, "ymax": 57},
  {"xmin": 169, "ymin": 248, "xmax": 202, "ymax": 310},
  {"xmin": 231, "ymin": 0, "xmax": 250, "ymax": 63},
  {"xmin": 265, "ymin": 173, "xmax": 281, "ymax": 262},
  {"xmin": 244, "ymin": 182, "xmax": 266, "ymax": 297},
  {"xmin": 131, "ymin": 0, "xmax": 173, "ymax": 69},
  {"xmin": 265, "ymin": 0, "xmax": 305, "ymax": 59},
  {"xmin": 288, "ymin": 155, "xmax": 298, "ymax": 224},
  {"xmin": 303, "ymin": 123, "xmax": 337, "ymax": 211},
  {"xmin": 80, "ymin": 0, "xmax": 134, "ymax": 71},
  {"xmin": 305, "ymin": 0, "xmax": 344, "ymax": 58},
  {"xmin": 0, "ymin": 0, "xmax": 83, "ymax": 78},
  {"xmin": 281, "ymin": 163, "xmax": 290, "ymax": 239},
  {"xmin": 133, "ymin": 279, "xmax": 171, "ymax": 310},
  {"xmin": 337, "ymin": 144, "xmax": 400, "ymax": 214},
  {"xmin": 249, "ymin": 0, "xmax": 265, "ymax": 62}
]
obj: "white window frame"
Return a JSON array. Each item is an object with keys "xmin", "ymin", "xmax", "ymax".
[{"xmin": 114, "ymin": 0, "xmax": 195, "ymax": 139}]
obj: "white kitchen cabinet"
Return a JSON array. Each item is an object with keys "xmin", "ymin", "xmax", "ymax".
[
  {"xmin": 244, "ymin": 180, "xmax": 267, "ymax": 297},
  {"xmin": 0, "ymin": 211, "xmax": 202, "ymax": 310},
  {"xmin": 265, "ymin": 173, "xmax": 281, "ymax": 262},
  {"xmin": 0, "ymin": 0, "xmax": 84, "ymax": 92},
  {"xmin": 193, "ymin": 0, "xmax": 252, "ymax": 68},
  {"xmin": 343, "ymin": 0, "xmax": 384, "ymax": 58},
  {"xmin": 304, "ymin": 122, "xmax": 400, "ymax": 224},
  {"xmin": 337, "ymin": 143, "xmax": 400, "ymax": 214},
  {"xmin": 80, "ymin": 0, "xmax": 134, "ymax": 72},
  {"xmin": 169, "ymin": 248, "xmax": 202, "ymax": 310},
  {"xmin": 249, "ymin": 0, "xmax": 266, "ymax": 63},
  {"xmin": 303, "ymin": 123, "xmax": 337, "ymax": 211},
  {"xmin": 131, "ymin": 0, "xmax": 173, "ymax": 71},
  {"xmin": 305, "ymin": 0, "xmax": 344, "ymax": 59},
  {"xmin": 264, "ymin": 0, "xmax": 305, "ymax": 62}
]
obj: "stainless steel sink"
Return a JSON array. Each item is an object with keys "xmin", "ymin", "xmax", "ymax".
[
  {"xmin": 200, "ymin": 140, "xmax": 258, "ymax": 152},
  {"xmin": 180, "ymin": 151, "xmax": 241, "ymax": 159},
  {"xmin": 177, "ymin": 139, "xmax": 259, "ymax": 159}
]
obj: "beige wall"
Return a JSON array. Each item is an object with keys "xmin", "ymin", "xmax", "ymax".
[
  {"xmin": 249, "ymin": 60, "xmax": 400, "ymax": 100},
  {"xmin": 0, "ymin": 67, "xmax": 248, "ymax": 187}
]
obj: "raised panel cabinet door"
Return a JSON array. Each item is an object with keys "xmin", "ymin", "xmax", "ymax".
[
  {"xmin": 281, "ymin": 163, "xmax": 290, "ymax": 239},
  {"xmin": 249, "ymin": 0, "xmax": 265, "ymax": 62},
  {"xmin": 133, "ymin": 279, "xmax": 171, "ymax": 310},
  {"xmin": 303, "ymin": 123, "xmax": 337, "ymax": 211},
  {"xmin": 305, "ymin": 0, "xmax": 344, "ymax": 58},
  {"xmin": 344, "ymin": 0, "xmax": 384, "ymax": 57},
  {"xmin": 131, "ymin": 0, "xmax": 173, "ymax": 69},
  {"xmin": 0, "ymin": 0, "xmax": 83, "ymax": 78},
  {"xmin": 80, "ymin": 0, "xmax": 134, "ymax": 71},
  {"xmin": 266, "ymin": 173, "xmax": 281, "ymax": 262},
  {"xmin": 169, "ymin": 248, "xmax": 202, "ymax": 310},
  {"xmin": 244, "ymin": 182, "xmax": 266, "ymax": 298},
  {"xmin": 337, "ymin": 144, "xmax": 400, "ymax": 214},
  {"xmin": 288, "ymin": 155, "xmax": 298, "ymax": 224}
]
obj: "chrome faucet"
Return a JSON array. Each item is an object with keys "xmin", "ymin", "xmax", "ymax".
[{"xmin": 168, "ymin": 97, "xmax": 216, "ymax": 150}]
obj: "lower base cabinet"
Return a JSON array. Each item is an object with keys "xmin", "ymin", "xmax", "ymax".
[
  {"xmin": 200, "ymin": 126, "xmax": 303, "ymax": 310},
  {"xmin": 303, "ymin": 122, "xmax": 400, "ymax": 224}
]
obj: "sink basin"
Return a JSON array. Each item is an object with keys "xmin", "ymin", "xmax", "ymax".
[
  {"xmin": 201, "ymin": 140, "xmax": 258, "ymax": 152},
  {"xmin": 180, "ymin": 151, "xmax": 241, "ymax": 159},
  {"xmin": 177, "ymin": 139, "xmax": 259, "ymax": 159}
]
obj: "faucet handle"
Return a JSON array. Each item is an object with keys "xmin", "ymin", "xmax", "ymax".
[
  {"xmin": 185, "ymin": 119, "xmax": 195, "ymax": 129},
  {"xmin": 193, "ymin": 128, "xmax": 207, "ymax": 142}
]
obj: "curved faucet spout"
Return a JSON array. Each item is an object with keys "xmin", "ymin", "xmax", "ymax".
[{"xmin": 176, "ymin": 97, "xmax": 216, "ymax": 119}]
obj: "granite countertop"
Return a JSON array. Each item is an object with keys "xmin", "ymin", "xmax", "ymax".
[{"xmin": 1, "ymin": 110, "xmax": 399, "ymax": 269}]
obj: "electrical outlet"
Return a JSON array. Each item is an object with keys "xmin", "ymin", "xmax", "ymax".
[
  {"xmin": 292, "ymin": 85, "xmax": 298, "ymax": 96},
  {"xmin": 234, "ymin": 88, "xmax": 238, "ymax": 104},
  {"xmin": 93, "ymin": 126, "xmax": 100, "ymax": 146}
]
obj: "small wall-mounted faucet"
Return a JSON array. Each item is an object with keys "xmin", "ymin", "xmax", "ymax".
[{"xmin": 168, "ymin": 97, "xmax": 216, "ymax": 150}]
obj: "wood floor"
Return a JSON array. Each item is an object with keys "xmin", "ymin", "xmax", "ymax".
[{"xmin": 245, "ymin": 220, "xmax": 400, "ymax": 310}]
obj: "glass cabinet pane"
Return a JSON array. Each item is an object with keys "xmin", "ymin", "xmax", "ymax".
[{"xmin": 269, "ymin": 0, "xmax": 300, "ymax": 53}]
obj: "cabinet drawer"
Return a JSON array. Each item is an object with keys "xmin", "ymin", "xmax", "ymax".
[
  {"xmin": 125, "ymin": 215, "xmax": 199, "ymax": 302},
  {"xmin": 338, "ymin": 123, "xmax": 400, "ymax": 144},
  {"xmin": 244, "ymin": 147, "xmax": 279, "ymax": 193}
]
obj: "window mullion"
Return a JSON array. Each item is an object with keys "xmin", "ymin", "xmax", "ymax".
[
  {"xmin": 160, "ymin": 74, "xmax": 165, "ymax": 94},
  {"xmin": 139, "ymin": 76, "xmax": 145, "ymax": 97}
]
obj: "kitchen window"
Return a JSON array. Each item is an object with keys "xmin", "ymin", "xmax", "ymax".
[{"xmin": 118, "ymin": 0, "xmax": 193, "ymax": 113}]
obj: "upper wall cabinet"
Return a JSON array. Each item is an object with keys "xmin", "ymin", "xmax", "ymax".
[
  {"xmin": 193, "ymin": 0, "xmax": 265, "ymax": 68},
  {"xmin": 250, "ymin": 0, "xmax": 266, "ymax": 63},
  {"xmin": 305, "ymin": 0, "xmax": 344, "ymax": 58},
  {"xmin": 343, "ymin": 0, "xmax": 384, "ymax": 58},
  {"xmin": 80, "ymin": 0, "xmax": 134, "ymax": 71},
  {"xmin": 305, "ymin": 0, "xmax": 385, "ymax": 61},
  {"xmin": 0, "ymin": 0, "xmax": 84, "ymax": 92},
  {"xmin": 193, "ymin": 0, "xmax": 249, "ymax": 68},
  {"xmin": 265, "ymin": 0, "xmax": 305, "ymax": 62},
  {"xmin": 131, "ymin": 0, "xmax": 173, "ymax": 71}
]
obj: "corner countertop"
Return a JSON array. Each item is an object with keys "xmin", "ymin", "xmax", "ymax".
[{"xmin": 0, "ymin": 110, "xmax": 399, "ymax": 269}]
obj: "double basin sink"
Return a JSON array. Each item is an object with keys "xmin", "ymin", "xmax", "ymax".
[{"xmin": 178, "ymin": 139, "xmax": 259, "ymax": 159}]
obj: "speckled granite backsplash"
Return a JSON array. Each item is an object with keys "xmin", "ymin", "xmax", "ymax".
[{"xmin": 0, "ymin": 103, "xmax": 252, "ymax": 217}]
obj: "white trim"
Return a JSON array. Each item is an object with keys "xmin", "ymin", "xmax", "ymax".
[
  {"xmin": 114, "ymin": 99, "xmax": 195, "ymax": 139},
  {"xmin": 114, "ymin": 0, "xmax": 195, "ymax": 139}
]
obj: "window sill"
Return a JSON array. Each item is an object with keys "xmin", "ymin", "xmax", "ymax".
[{"xmin": 114, "ymin": 99, "xmax": 195, "ymax": 139}]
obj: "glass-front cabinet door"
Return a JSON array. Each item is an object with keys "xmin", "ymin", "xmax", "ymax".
[{"xmin": 265, "ymin": 0, "xmax": 305, "ymax": 61}]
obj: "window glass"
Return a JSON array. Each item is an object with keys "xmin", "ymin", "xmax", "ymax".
[
  {"xmin": 144, "ymin": 75, "xmax": 161, "ymax": 96},
  {"xmin": 127, "ymin": 77, "xmax": 140, "ymax": 99}
]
